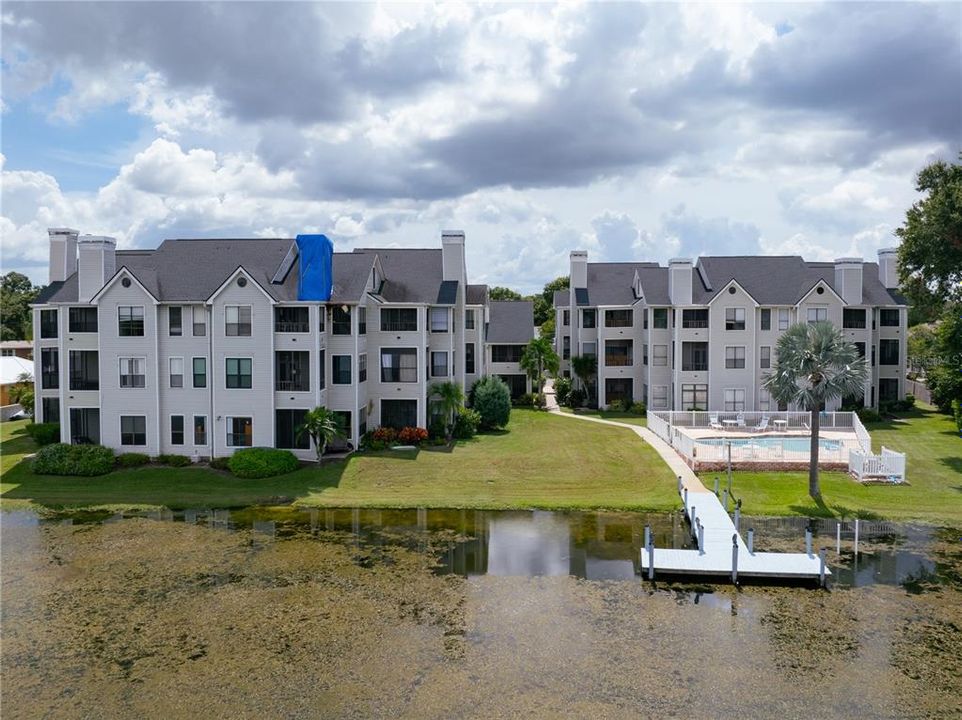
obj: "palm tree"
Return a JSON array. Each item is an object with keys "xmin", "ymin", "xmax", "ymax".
[
  {"xmin": 570, "ymin": 354, "xmax": 597, "ymax": 407},
  {"xmin": 763, "ymin": 322, "xmax": 868, "ymax": 502},
  {"xmin": 520, "ymin": 337, "xmax": 560, "ymax": 401},
  {"xmin": 297, "ymin": 406, "xmax": 342, "ymax": 464},
  {"xmin": 429, "ymin": 381, "xmax": 465, "ymax": 441}
]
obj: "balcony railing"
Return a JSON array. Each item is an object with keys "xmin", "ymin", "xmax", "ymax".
[
  {"xmin": 381, "ymin": 321, "xmax": 418, "ymax": 332},
  {"xmin": 276, "ymin": 379, "xmax": 310, "ymax": 392},
  {"xmin": 604, "ymin": 355, "xmax": 633, "ymax": 367},
  {"xmin": 69, "ymin": 377, "xmax": 99, "ymax": 391},
  {"xmin": 275, "ymin": 321, "xmax": 310, "ymax": 333}
]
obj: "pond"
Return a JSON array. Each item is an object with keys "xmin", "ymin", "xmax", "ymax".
[{"xmin": 2, "ymin": 507, "xmax": 960, "ymax": 718}]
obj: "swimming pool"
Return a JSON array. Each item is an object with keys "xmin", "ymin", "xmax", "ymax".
[{"xmin": 696, "ymin": 435, "xmax": 842, "ymax": 453}]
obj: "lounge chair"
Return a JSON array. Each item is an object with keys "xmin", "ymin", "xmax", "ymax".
[
  {"xmin": 752, "ymin": 416, "xmax": 769, "ymax": 433},
  {"xmin": 709, "ymin": 414, "xmax": 722, "ymax": 431},
  {"xmin": 735, "ymin": 413, "xmax": 746, "ymax": 428}
]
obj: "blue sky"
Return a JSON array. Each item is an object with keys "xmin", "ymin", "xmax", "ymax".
[{"xmin": 2, "ymin": 2, "xmax": 959, "ymax": 290}]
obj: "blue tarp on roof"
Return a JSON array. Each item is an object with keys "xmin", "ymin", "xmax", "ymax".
[{"xmin": 295, "ymin": 234, "xmax": 333, "ymax": 301}]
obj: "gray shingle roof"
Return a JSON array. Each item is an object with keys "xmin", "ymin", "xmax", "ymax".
[
  {"xmin": 552, "ymin": 289, "xmax": 569, "ymax": 307},
  {"xmin": 466, "ymin": 284, "xmax": 488, "ymax": 304},
  {"xmin": 436, "ymin": 280, "xmax": 458, "ymax": 305},
  {"xmin": 487, "ymin": 301, "xmax": 534, "ymax": 344},
  {"xmin": 353, "ymin": 248, "xmax": 445, "ymax": 303}
]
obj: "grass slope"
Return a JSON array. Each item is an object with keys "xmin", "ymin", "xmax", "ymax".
[{"xmin": 0, "ymin": 409, "xmax": 678, "ymax": 513}]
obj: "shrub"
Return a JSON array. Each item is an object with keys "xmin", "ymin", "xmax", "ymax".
[
  {"xmin": 228, "ymin": 447, "xmax": 300, "ymax": 479},
  {"xmin": 568, "ymin": 388, "xmax": 585, "ymax": 408},
  {"xmin": 117, "ymin": 452, "xmax": 150, "ymax": 468},
  {"xmin": 428, "ymin": 417, "xmax": 447, "ymax": 440},
  {"xmin": 33, "ymin": 443, "xmax": 114, "ymax": 476},
  {"xmin": 554, "ymin": 377, "xmax": 572, "ymax": 406},
  {"xmin": 209, "ymin": 456, "xmax": 231, "ymax": 471},
  {"xmin": 471, "ymin": 376, "xmax": 512, "ymax": 429},
  {"xmin": 25, "ymin": 422, "xmax": 60, "ymax": 446},
  {"xmin": 157, "ymin": 454, "xmax": 191, "ymax": 467},
  {"xmin": 453, "ymin": 408, "xmax": 481, "ymax": 439},
  {"xmin": 856, "ymin": 407, "xmax": 882, "ymax": 423},
  {"xmin": 513, "ymin": 393, "xmax": 536, "ymax": 407},
  {"xmin": 629, "ymin": 402, "xmax": 646, "ymax": 415},
  {"xmin": 953, "ymin": 399, "xmax": 962, "ymax": 436},
  {"xmin": 397, "ymin": 426, "xmax": 429, "ymax": 445},
  {"xmin": 607, "ymin": 398, "xmax": 628, "ymax": 412}
]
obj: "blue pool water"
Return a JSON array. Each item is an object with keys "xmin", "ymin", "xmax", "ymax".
[{"xmin": 696, "ymin": 435, "xmax": 842, "ymax": 452}]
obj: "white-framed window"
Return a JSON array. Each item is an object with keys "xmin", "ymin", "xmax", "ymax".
[
  {"xmin": 465, "ymin": 309, "xmax": 476, "ymax": 330},
  {"xmin": 358, "ymin": 353, "xmax": 367, "ymax": 383},
  {"xmin": 725, "ymin": 346, "xmax": 746, "ymax": 369},
  {"xmin": 778, "ymin": 309, "xmax": 790, "ymax": 331},
  {"xmin": 225, "ymin": 305, "xmax": 252, "ymax": 336},
  {"xmin": 170, "ymin": 415, "xmax": 185, "ymax": 445},
  {"xmin": 760, "ymin": 346, "xmax": 771, "ymax": 369},
  {"xmin": 120, "ymin": 415, "xmax": 147, "ymax": 445},
  {"xmin": 653, "ymin": 345, "xmax": 668, "ymax": 366},
  {"xmin": 652, "ymin": 385, "xmax": 669, "ymax": 410},
  {"xmin": 225, "ymin": 357, "xmax": 253, "ymax": 388},
  {"xmin": 681, "ymin": 383, "xmax": 708, "ymax": 411},
  {"xmin": 119, "ymin": 357, "xmax": 146, "ymax": 388},
  {"xmin": 118, "ymin": 306, "xmax": 145, "ymax": 336},
  {"xmin": 725, "ymin": 307, "xmax": 746, "ymax": 331},
  {"xmin": 430, "ymin": 307, "xmax": 449, "ymax": 332},
  {"xmin": 192, "ymin": 306, "xmax": 207, "ymax": 336},
  {"xmin": 758, "ymin": 388, "xmax": 771, "ymax": 411},
  {"xmin": 192, "ymin": 357, "xmax": 207, "ymax": 388},
  {"xmin": 168, "ymin": 306, "xmax": 183, "ymax": 336},
  {"xmin": 169, "ymin": 357, "xmax": 184, "ymax": 388},
  {"xmin": 582, "ymin": 341, "xmax": 596, "ymax": 357},
  {"xmin": 226, "ymin": 416, "xmax": 252, "ymax": 447},
  {"xmin": 724, "ymin": 388, "xmax": 746, "ymax": 412},
  {"xmin": 431, "ymin": 351, "xmax": 448, "ymax": 377},
  {"xmin": 193, "ymin": 415, "xmax": 207, "ymax": 446},
  {"xmin": 807, "ymin": 307, "xmax": 828, "ymax": 324}
]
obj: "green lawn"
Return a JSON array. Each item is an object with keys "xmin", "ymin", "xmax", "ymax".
[
  {"xmin": 556, "ymin": 407, "xmax": 648, "ymax": 427},
  {"xmin": 0, "ymin": 409, "xmax": 678, "ymax": 513},
  {"xmin": 702, "ymin": 405, "xmax": 962, "ymax": 524}
]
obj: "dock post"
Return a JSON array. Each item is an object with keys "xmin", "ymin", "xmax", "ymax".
[
  {"xmin": 697, "ymin": 520, "xmax": 705, "ymax": 554},
  {"xmin": 683, "ymin": 488, "xmax": 689, "ymax": 516},
  {"xmin": 677, "ymin": 476, "xmax": 683, "ymax": 495},
  {"xmin": 734, "ymin": 500, "xmax": 741, "ymax": 532},
  {"xmin": 836, "ymin": 522, "xmax": 841, "ymax": 555},
  {"xmin": 714, "ymin": 477, "xmax": 720, "ymax": 496},
  {"xmin": 647, "ymin": 535, "xmax": 655, "ymax": 581},
  {"xmin": 819, "ymin": 548, "xmax": 827, "ymax": 587},
  {"xmin": 748, "ymin": 528, "xmax": 754, "ymax": 554},
  {"xmin": 731, "ymin": 534, "xmax": 739, "ymax": 583},
  {"xmin": 805, "ymin": 526, "xmax": 813, "ymax": 557},
  {"xmin": 644, "ymin": 524, "xmax": 650, "ymax": 552},
  {"xmin": 722, "ymin": 489, "xmax": 729, "ymax": 512},
  {"xmin": 690, "ymin": 507, "xmax": 696, "ymax": 538},
  {"xmin": 854, "ymin": 518, "xmax": 859, "ymax": 557}
]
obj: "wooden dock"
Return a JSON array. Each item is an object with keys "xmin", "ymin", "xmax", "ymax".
[{"xmin": 640, "ymin": 476, "xmax": 830, "ymax": 584}]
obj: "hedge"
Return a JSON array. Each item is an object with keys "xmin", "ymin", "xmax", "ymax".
[
  {"xmin": 117, "ymin": 452, "xmax": 150, "ymax": 468},
  {"xmin": 227, "ymin": 447, "xmax": 300, "ymax": 479},
  {"xmin": 157, "ymin": 454, "xmax": 191, "ymax": 467},
  {"xmin": 25, "ymin": 422, "xmax": 61, "ymax": 446},
  {"xmin": 33, "ymin": 443, "xmax": 115, "ymax": 476}
]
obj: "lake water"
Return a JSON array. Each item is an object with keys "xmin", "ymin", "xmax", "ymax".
[{"xmin": 2, "ymin": 507, "xmax": 960, "ymax": 718}]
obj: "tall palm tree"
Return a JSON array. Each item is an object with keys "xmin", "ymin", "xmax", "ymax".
[
  {"xmin": 297, "ymin": 406, "xmax": 342, "ymax": 464},
  {"xmin": 520, "ymin": 337, "xmax": 560, "ymax": 401},
  {"xmin": 763, "ymin": 322, "xmax": 868, "ymax": 502},
  {"xmin": 570, "ymin": 354, "xmax": 597, "ymax": 407},
  {"xmin": 429, "ymin": 381, "xmax": 465, "ymax": 441}
]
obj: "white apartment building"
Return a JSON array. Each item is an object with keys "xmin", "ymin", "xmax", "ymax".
[
  {"xmin": 555, "ymin": 250, "xmax": 908, "ymax": 412},
  {"xmin": 33, "ymin": 229, "xmax": 533, "ymax": 460}
]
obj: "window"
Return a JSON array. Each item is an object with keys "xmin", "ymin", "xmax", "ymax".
[
  {"xmin": 120, "ymin": 358, "xmax": 147, "ymax": 388},
  {"xmin": 70, "ymin": 408, "xmax": 100, "ymax": 445},
  {"xmin": 465, "ymin": 309, "xmax": 476, "ymax": 330},
  {"xmin": 725, "ymin": 307, "xmax": 746, "ymax": 331},
  {"xmin": 499, "ymin": 374, "xmax": 528, "ymax": 399},
  {"xmin": 760, "ymin": 346, "xmax": 771, "ymax": 369},
  {"xmin": 42, "ymin": 397, "xmax": 60, "ymax": 424},
  {"xmin": 682, "ymin": 309, "xmax": 709, "ymax": 329},
  {"xmin": 843, "ymin": 308, "xmax": 866, "ymax": 329},
  {"xmin": 643, "ymin": 344, "xmax": 648, "ymax": 365},
  {"xmin": 562, "ymin": 309, "xmax": 570, "ymax": 327},
  {"xmin": 653, "ymin": 345, "xmax": 668, "ymax": 366},
  {"xmin": 582, "ymin": 309, "xmax": 596, "ymax": 328},
  {"xmin": 225, "ymin": 305, "xmax": 252, "ymax": 336},
  {"xmin": 276, "ymin": 409, "xmax": 309, "ymax": 450},
  {"xmin": 681, "ymin": 383, "xmax": 708, "ymax": 411},
  {"xmin": 192, "ymin": 306, "xmax": 206, "ymax": 336},
  {"xmin": 69, "ymin": 350, "xmax": 98, "ymax": 390},
  {"xmin": 854, "ymin": 342, "xmax": 866, "ymax": 359},
  {"xmin": 225, "ymin": 358, "xmax": 252, "ymax": 388},
  {"xmin": 430, "ymin": 307, "xmax": 449, "ymax": 332},
  {"xmin": 168, "ymin": 306, "xmax": 183, "ymax": 336},
  {"xmin": 357, "ymin": 307, "xmax": 367, "ymax": 335},
  {"xmin": 226, "ymin": 417, "xmax": 252, "ymax": 447},
  {"xmin": 318, "ymin": 350, "xmax": 326, "ymax": 390},
  {"xmin": 758, "ymin": 388, "xmax": 771, "ymax": 411},
  {"xmin": 562, "ymin": 336, "xmax": 570, "ymax": 360},
  {"xmin": 380, "ymin": 348, "xmax": 417, "ymax": 382},
  {"xmin": 605, "ymin": 378, "xmax": 633, "ymax": 404},
  {"xmin": 120, "ymin": 416, "xmax": 147, "ymax": 446},
  {"xmin": 465, "ymin": 343, "xmax": 475, "ymax": 374},
  {"xmin": 778, "ymin": 309, "xmax": 790, "ymax": 331},
  {"xmin": 170, "ymin": 415, "xmax": 184, "ymax": 445},
  {"xmin": 353, "ymin": 353, "xmax": 365, "ymax": 383},
  {"xmin": 274, "ymin": 306, "xmax": 309, "ymax": 333},
  {"xmin": 724, "ymin": 388, "xmax": 746, "ymax": 412},
  {"xmin": 879, "ymin": 309, "xmax": 900, "ymax": 327},
  {"xmin": 807, "ymin": 307, "xmax": 828, "ymax": 324},
  {"xmin": 380, "ymin": 308, "xmax": 418, "ymax": 332},
  {"xmin": 431, "ymin": 351, "xmax": 448, "ymax": 377},
  {"xmin": 318, "ymin": 307, "xmax": 326, "ymax": 333},
  {"xmin": 603, "ymin": 340, "xmax": 632, "ymax": 367},
  {"xmin": 118, "ymin": 306, "xmax": 145, "ymax": 336},
  {"xmin": 872, "ymin": 345, "xmax": 876, "ymax": 367},
  {"xmin": 359, "ymin": 407, "xmax": 367, "ymax": 437},
  {"xmin": 194, "ymin": 416, "xmax": 207, "ymax": 446},
  {"xmin": 879, "ymin": 378, "xmax": 899, "ymax": 403},
  {"xmin": 381, "ymin": 399, "xmax": 418, "ymax": 430},
  {"xmin": 760, "ymin": 309, "xmax": 771, "ymax": 331},
  {"xmin": 192, "ymin": 357, "xmax": 207, "ymax": 388},
  {"xmin": 725, "ymin": 346, "xmax": 746, "ymax": 369},
  {"xmin": 582, "ymin": 341, "xmax": 596, "ymax": 357},
  {"xmin": 681, "ymin": 342, "xmax": 708, "ymax": 372},
  {"xmin": 605, "ymin": 309, "xmax": 632, "ymax": 328},
  {"xmin": 41, "ymin": 348, "xmax": 59, "ymax": 389},
  {"xmin": 332, "ymin": 355, "xmax": 352, "ymax": 384},
  {"xmin": 332, "ymin": 411, "xmax": 352, "ymax": 443},
  {"xmin": 652, "ymin": 386, "xmax": 668, "ymax": 410},
  {"xmin": 332, "ymin": 306, "xmax": 352, "ymax": 335},
  {"xmin": 652, "ymin": 308, "xmax": 668, "ymax": 329},
  {"xmin": 275, "ymin": 351, "xmax": 310, "ymax": 392},
  {"xmin": 491, "ymin": 345, "xmax": 523, "ymax": 363},
  {"xmin": 69, "ymin": 307, "xmax": 98, "ymax": 333},
  {"xmin": 879, "ymin": 339, "xmax": 900, "ymax": 365},
  {"xmin": 169, "ymin": 357, "xmax": 184, "ymax": 388},
  {"xmin": 40, "ymin": 309, "xmax": 58, "ymax": 338}
]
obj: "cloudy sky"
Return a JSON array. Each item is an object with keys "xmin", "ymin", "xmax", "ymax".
[{"xmin": 2, "ymin": 2, "xmax": 959, "ymax": 292}]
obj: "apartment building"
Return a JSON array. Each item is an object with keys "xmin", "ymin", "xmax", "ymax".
[
  {"xmin": 555, "ymin": 250, "xmax": 908, "ymax": 412},
  {"xmin": 32, "ymin": 229, "xmax": 530, "ymax": 459},
  {"xmin": 486, "ymin": 301, "xmax": 535, "ymax": 399}
]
